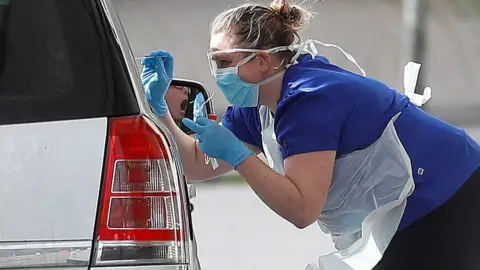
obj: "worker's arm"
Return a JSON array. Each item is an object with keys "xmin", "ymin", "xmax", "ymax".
[
  {"xmin": 160, "ymin": 112, "xmax": 261, "ymax": 181},
  {"xmin": 141, "ymin": 49, "xmax": 261, "ymax": 181},
  {"xmin": 236, "ymin": 151, "xmax": 334, "ymax": 228},
  {"xmin": 182, "ymin": 116, "xmax": 334, "ymax": 228}
]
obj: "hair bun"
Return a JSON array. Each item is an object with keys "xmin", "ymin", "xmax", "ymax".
[{"xmin": 269, "ymin": 0, "xmax": 312, "ymax": 32}]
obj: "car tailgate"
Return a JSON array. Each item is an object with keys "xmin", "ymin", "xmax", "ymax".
[
  {"xmin": 0, "ymin": 0, "xmax": 139, "ymax": 268},
  {"xmin": 0, "ymin": 119, "xmax": 107, "ymax": 270},
  {"xmin": 0, "ymin": 118, "xmax": 106, "ymax": 240}
]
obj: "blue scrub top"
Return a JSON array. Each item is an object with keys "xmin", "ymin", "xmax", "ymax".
[{"xmin": 221, "ymin": 54, "xmax": 480, "ymax": 230}]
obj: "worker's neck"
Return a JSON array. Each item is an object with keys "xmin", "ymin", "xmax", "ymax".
[{"xmin": 259, "ymin": 75, "xmax": 284, "ymax": 114}]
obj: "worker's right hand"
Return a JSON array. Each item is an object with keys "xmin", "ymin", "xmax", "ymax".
[
  {"xmin": 182, "ymin": 117, "xmax": 254, "ymax": 168},
  {"xmin": 141, "ymin": 50, "xmax": 174, "ymax": 117}
]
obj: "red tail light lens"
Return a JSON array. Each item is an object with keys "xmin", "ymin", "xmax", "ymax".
[
  {"xmin": 93, "ymin": 116, "xmax": 188, "ymax": 266},
  {"xmin": 208, "ymin": 114, "xmax": 217, "ymax": 121}
]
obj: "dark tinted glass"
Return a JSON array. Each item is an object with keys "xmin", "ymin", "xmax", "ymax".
[{"xmin": 0, "ymin": 0, "xmax": 138, "ymax": 125}]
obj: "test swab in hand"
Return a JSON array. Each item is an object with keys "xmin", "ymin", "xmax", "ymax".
[{"xmin": 193, "ymin": 93, "xmax": 219, "ymax": 170}]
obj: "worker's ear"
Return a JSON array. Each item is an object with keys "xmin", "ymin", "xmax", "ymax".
[{"xmin": 255, "ymin": 51, "xmax": 273, "ymax": 73}]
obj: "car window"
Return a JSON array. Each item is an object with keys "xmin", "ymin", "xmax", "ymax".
[{"xmin": 0, "ymin": 0, "xmax": 139, "ymax": 125}]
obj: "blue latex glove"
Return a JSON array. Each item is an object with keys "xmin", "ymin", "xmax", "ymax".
[
  {"xmin": 140, "ymin": 50, "xmax": 174, "ymax": 117},
  {"xmin": 182, "ymin": 117, "xmax": 254, "ymax": 168},
  {"xmin": 0, "ymin": 0, "xmax": 9, "ymax": 5}
]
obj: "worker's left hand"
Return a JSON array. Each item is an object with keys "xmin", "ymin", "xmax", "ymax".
[
  {"xmin": 182, "ymin": 117, "xmax": 254, "ymax": 168},
  {"xmin": 140, "ymin": 50, "xmax": 174, "ymax": 117}
]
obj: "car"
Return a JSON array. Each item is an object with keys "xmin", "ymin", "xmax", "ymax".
[{"xmin": 0, "ymin": 0, "xmax": 212, "ymax": 269}]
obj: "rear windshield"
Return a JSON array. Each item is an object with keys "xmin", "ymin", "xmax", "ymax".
[{"xmin": 0, "ymin": 0, "xmax": 139, "ymax": 125}]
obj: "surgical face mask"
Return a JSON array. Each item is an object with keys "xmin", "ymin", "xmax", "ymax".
[{"xmin": 207, "ymin": 46, "xmax": 290, "ymax": 107}]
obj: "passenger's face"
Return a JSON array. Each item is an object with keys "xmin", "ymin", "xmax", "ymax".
[{"xmin": 165, "ymin": 85, "xmax": 189, "ymax": 121}]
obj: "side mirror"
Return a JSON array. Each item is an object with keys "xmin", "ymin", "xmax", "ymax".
[{"xmin": 165, "ymin": 79, "xmax": 216, "ymax": 135}]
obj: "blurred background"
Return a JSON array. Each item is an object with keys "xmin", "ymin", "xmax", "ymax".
[{"xmin": 112, "ymin": 0, "xmax": 479, "ymax": 269}]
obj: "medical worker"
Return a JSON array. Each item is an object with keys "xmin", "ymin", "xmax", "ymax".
[{"xmin": 141, "ymin": 1, "xmax": 480, "ymax": 269}]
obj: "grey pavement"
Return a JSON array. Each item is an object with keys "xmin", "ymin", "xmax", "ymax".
[{"xmin": 191, "ymin": 183, "xmax": 335, "ymax": 270}]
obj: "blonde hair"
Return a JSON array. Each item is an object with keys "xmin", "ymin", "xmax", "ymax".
[{"xmin": 210, "ymin": 0, "xmax": 314, "ymax": 60}]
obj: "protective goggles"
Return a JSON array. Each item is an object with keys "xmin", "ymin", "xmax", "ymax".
[
  {"xmin": 206, "ymin": 45, "xmax": 294, "ymax": 76},
  {"xmin": 206, "ymin": 39, "xmax": 366, "ymax": 77}
]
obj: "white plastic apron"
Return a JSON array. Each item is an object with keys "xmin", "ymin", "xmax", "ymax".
[
  {"xmin": 259, "ymin": 107, "xmax": 414, "ymax": 270},
  {"xmin": 257, "ymin": 39, "xmax": 426, "ymax": 270}
]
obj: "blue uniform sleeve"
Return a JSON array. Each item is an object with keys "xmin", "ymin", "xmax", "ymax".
[
  {"xmin": 275, "ymin": 83, "xmax": 354, "ymax": 159},
  {"xmin": 221, "ymin": 106, "xmax": 263, "ymax": 150}
]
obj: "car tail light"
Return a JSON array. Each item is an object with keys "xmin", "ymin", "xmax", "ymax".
[{"xmin": 93, "ymin": 115, "xmax": 189, "ymax": 266}]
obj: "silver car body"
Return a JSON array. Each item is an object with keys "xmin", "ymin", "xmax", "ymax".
[{"xmin": 0, "ymin": 0, "xmax": 200, "ymax": 269}]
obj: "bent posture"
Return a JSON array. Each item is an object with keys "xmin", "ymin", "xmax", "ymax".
[{"xmin": 140, "ymin": 1, "xmax": 480, "ymax": 269}]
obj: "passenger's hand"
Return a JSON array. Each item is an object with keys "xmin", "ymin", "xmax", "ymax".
[
  {"xmin": 141, "ymin": 50, "xmax": 174, "ymax": 116},
  {"xmin": 182, "ymin": 117, "xmax": 254, "ymax": 168}
]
